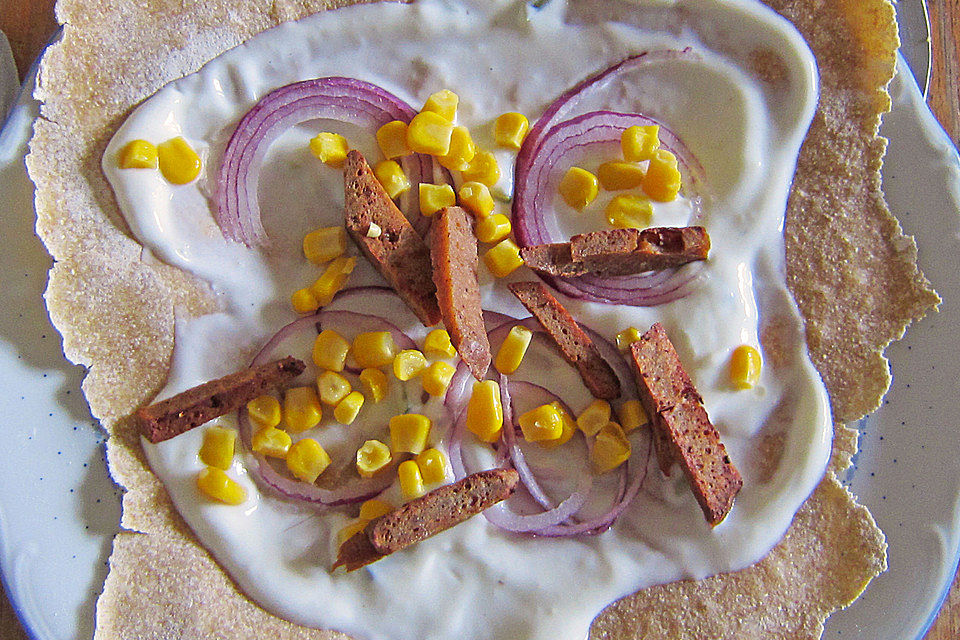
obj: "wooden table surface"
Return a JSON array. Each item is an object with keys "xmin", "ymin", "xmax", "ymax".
[{"xmin": 1, "ymin": 1, "xmax": 958, "ymax": 639}]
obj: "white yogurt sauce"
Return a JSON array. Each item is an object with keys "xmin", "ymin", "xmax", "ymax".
[{"xmin": 102, "ymin": 0, "xmax": 831, "ymax": 638}]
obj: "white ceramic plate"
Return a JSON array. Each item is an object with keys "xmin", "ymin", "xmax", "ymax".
[{"xmin": 0, "ymin": 50, "xmax": 956, "ymax": 640}]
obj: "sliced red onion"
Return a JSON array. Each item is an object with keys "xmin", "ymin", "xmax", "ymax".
[{"xmin": 483, "ymin": 478, "xmax": 591, "ymax": 532}]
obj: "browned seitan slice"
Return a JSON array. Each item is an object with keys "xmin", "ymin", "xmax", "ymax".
[
  {"xmin": 508, "ymin": 281, "xmax": 621, "ymax": 399},
  {"xmin": 135, "ymin": 357, "xmax": 306, "ymax": 443},
  {"xmin": 343, "ymin": 150, "xmax": 442, "ymax": 326},
  {"xmin": 431, "ymin": 205, "xmax": 491, "ymax": 380},
  {"xmin": 629, "ymin": 323, "xmax": 742, "ymax": 525}
]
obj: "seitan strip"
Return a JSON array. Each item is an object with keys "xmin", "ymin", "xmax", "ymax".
[
  {"xmin": 431, "ymin": 205, "xmax": 491, "ymax": 380},
  {"xmin": 343, "ymin": 150, "xmax": 442, "ymax": 326},
  {"xmin": 629, "ymin": 323, "xmax": 742, "ymax": 525},
  {"xmin": 135, "ymin": 357, "xmax": 306, "ymax": 443},
  {"xmin": 508, "ymin": 281, "xmax": 621, "ymax": 399}
]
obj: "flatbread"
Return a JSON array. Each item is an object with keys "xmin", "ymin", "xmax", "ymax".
[{"xmin": 26, "ymin": 0, "xmax": 938, "ymax": 637}]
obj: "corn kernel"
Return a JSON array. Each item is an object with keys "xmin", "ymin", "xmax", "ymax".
[
  {"xmin": 419, "ymin": 183, "xmax": 457, "ymax": 217},
  {"xmin": 312, "ymin": 329, "xmax": 350, "ymax": 372},
  {"xmin": 483, "ymin": 239, "xmax": 524, "ymax": 278},
  {"xmin": 606, "ymin": 194, "xmax": 653, "ymax": 230},
  {"xmin": 303, "ymin": 226, "xmax": 347, "ymax": 265},
  {"xmin": 461, "ymin": 150, "xmax": 500, "ymax": 186},
  {"xmin": 494, "ymin": 325, "xmax": 533, "ymax": 374},
  {"xmin": 197, "ymin": 467, "xmax": 246, "ymax": 505},
  {"xmin": 597, "ymin": 161, "xmax": 646, "ymax": 191},
  {"xmin": 199, "ymin": 426, "xmax": 236, "ymax": 470},
  {"xmin": 283, "ymin": 386, "xmax": 322, "ymax": 432},
  {"xmin": 642, "ymin": 149, "xmax": 682, "ymax": 202},
  {"xmin": 353, "ymin": 331, "xmax": 398, "ymax": 368},
  {"xmin": 318, "ymin": 370, "xmax": 352, "ymax": 406},
  {"xmin": 398, "ymin": 459, "xmax": 426, "ymax": 500},
  {"xmin": 466, "ymin": 380, "xmax": 503, "ymax": 443},
  {"xmin": 416, "ymin": 448, "xmax": 447, "ymax": 484},
  {"xmin": 619, "ymin": 399, "xmax": 648, "ymax": 433},
  {"xmin": 615, "ymin": 327, "xmax": 644, "ymax": 352},
  {"xmin": 247, "ymin": 394, "xmax": 282, "ymax": 429},
  {"xmin": 407, "ymin": 111, "xmax": 455, "ymax": 156},
  {"xmin": 558, "ymin": 166, "xmax": 599, "ymax": 211},
  {"xmin": 422, "ymin": 361, "xmax": 456, "ymax": 397},
  {"xmin": 359, "ymin": 498, "xmax": 394, "ymax": 520},
  {"xmin": 356, "ymin": 440, "xmax": 393, "ymax": 478},
  {"xmin": 309, "ymin": 132, "xmax": 350, "ymax": 168},
  {"xmin": 374, "ymin": 160, "xmax": 412, "ymax": 199},
  {"xmin": 291, "ymin": 288, "xmax": 319, "ymax": 314},
  {"xmin": 389, "ymin": 413, "xmax": 432, "ymax": 454},
  {"xmin": 730, "ymin": 344, "xmax": 762, "ymax": 389},
  {"xmin": 591, "ymin": 422, "xmax": 632, "ymax": 473},
  {"xmin": 252, "ymin": 426, "xmax": 292, "ymax": 458},
  {"xmin": 337, "ymin": 519, "xmax": 368, "ymax": 546},
  {"xmin": 118, "ymin": 139, "xmax": 158, "ymax": 169},
  {"xmin": 393, "ymin": 349, "xmax": 428, "ymax": 380},
  {"xmin": 539, "ymin": 401, "xmax": 577, "ymax": 449},
  {"xmin": 309, "ymin": 256, "xmax": 357, "ymax": 306},
  {"xmin": 286, "ymin": 438, "xmax": 331, "ymax": 483},
  {"xmin": 437, "ymin": 126, "xmax": 477, "ymax": 171},
  {"xmin": 334, "ymin": 391, "xmax": 365, "ymax": 425},
  {"xmin": 494, "ymin": 112, "xmax": 530, "ymax": 150},
  {"xmin": 376, "ymin": 120, "xmax": 411, "ymax": 159},
  {"xmin": 458, "ymin": 181, "xmax": 495, "ymax": 218},
  {"xmin": 359, "ymin": 368, "xmax": 389, "ymax": 403},
  {"xmin": 577, "ymin": 399, "xmax": 611, "ymax": 437},
  {"xmin": 423, "ymin": 328, "xmax": 457, "ymax": 358},
  {"xmin": 475, "ymin": 213, "xmax": 512, "ymax": 244},
  {"xmin": 422, "ymin": 89, "xmax": 459, "ymax": 121},
  {"xmin": 518, "ymin": 403, "xmax": 563, "ymax": 442},
  {"xmin": 157, "ymin": 137, "xmax": 202, "ymax": 184},
  {"xmin": 621, "ymin": 124, "xmax": 660, "ymax": 162}
]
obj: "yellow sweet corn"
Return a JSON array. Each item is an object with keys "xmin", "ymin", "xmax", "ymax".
[
  {"xmin": 459, "ymin": 181, "xmax": 495, "ymax": 218},
  {"xmin": 393, "ymin": 349, "xmax": 428, "ymax": 380},
  {"xmin": 118, "ymin": 139, "xmax": 158, "ymax": 169},
  {"xmin": 483, "ymin": 239, "xmax": 524, "ymax": 278},
  {"xmin": 422, "ymin": 361, "xmax": 456, "ymax": 397},
  {"xmin": 376, "ymin": 120, "xmax": 411, "ymax": 159},
  {"xmin": 313, "ymin": 329, "xmax": 351, "ymax": 372},
  {"xmin": 283, "ymin": 386, "xmax": 322, "ymax": 432},
  {"xmin": 606, "ymin": 194, "xmax": 653, "ymax": 230},
  {"xmin": 539, "ymin": 401, "xmax": 577, "ymax": 449},
  {"xmin": 157, "ymin": 137, "xmax": 201, "ymax": 184},
  {"xmin": 303, "ymin": 226, "xmax": 347, "ymax": 265},
  {"xmin": 423, "ymin": 328, "xmax": 456, "ymax": 358},
  {"xmin": 518, "ymin": 403, "xmax": 563, "ymax": 442},
  {"xmin": 291, "ymin": 288, "xmax": 320, "ymax": 314},
  {"xmin": 374, "ymin": 160, "xmax": 412, "ymax": 199},
  {"xmin": 389, "ymin": 413, "xmax": 432, "ymax": 454},
  {"xmin": 494, "ymin": 112, "xmax": 529, "ymax": 150},
  {"xmin": 353, "ymin": 331, "xmax": 398, "ymax": 368},
  {"xmin": 356, "ymin": 439, "xmax": 393, "ymax": 478},
  {"xmin": 334, "ymin": 391, "xmax": 365, "ymax": 425},
  {"xmin": 619, "ymin": 399, "xmax": 648, "ymax": 433},
  {"xmin": 309, "ymin": 132, "xmax": 350, "ymax": 168},
  {"xmin": 318, "ymin": 370, "xmax": 352, "ymax": 406},
  {"xmin": 597, "ymin": 161, "xmax": 645, "ymax": 191},
  {"xmin": 437, "ymin": 126, "xmax": 477, "ymax": 171},
  {"xmin": 461, "ymin": 150, "xmax": 500, "ymax": 187},
  {"xmin": 730, "ymin": 344, "xmax": 762, "ymax": 389},
  {"xmin": 466, "ymin": 380, "xmax": 503, "ymax": 443},
  {"xmin": 286, "ymin": 438, "xmax": 331, "ymax": 483},
  {"xmin": 642, "ymin": 149, "xmax": 682, "ymax": 202},
  {"xmin": 247, "ymin": 394, "xmax": 282, "ymax": 429},
  {"xmin": 416, "ymin": 448, "xmax": 447, "ymax": 484},
  {"xmin": 198, "ymin": 426, "xmax": 236, "ymax": 470},
  {"xmin": 398, "ymin": 459, "xmax": 426, "ymax": 500},
  {"xmin": 419, "ymin": 183, "xmax": 457, "ymax": 217},
  {"xmin": 615, "ymin": 327, "xmax": 644, "ymax": 352},
  {"xmin": 197, "ymin": 467, "xmax": 246, "ymax": 505},
  {"xmin": 359, "ymin": 498, "xmax": 394, "ymax": 520},
  {"xmin": 577, "ymin": 399, "xmax": 611, "ymax": 437},
  {"xmin": 590, "ymin": 422, "xmax": 631, "ymax": 473},
  {"xmin": 252, "ymin": 426, "xmax": 292, "ymax": 458},
  {"xmin": 475, "ymin": 213, "xmax": 512, "ymax": 244},
  {"xmin": 407, "ymin": 110, "xmax": 455, "ymax": 156},
  {"xmin": 621, "ymin": 124, "xmax": 660, "ymax": 162},
  {"xmin": 494, "ymin": 325, "xmax": 533, "ymax": 374},
  {"xmin": 422, "ymin": 89, "xmax": 459, "ymax": 122},
  {"xmin": 558, "ymin": 166, "xmax": 599, "ymax": 210},
  {"xmin": 359, "ymin": 368, "xmax": 389, "ymax": 403},
  {"xmin": 337, "ymin": 519, "xmax": 368, "ymax": 546},
  {"xmin": 309, "ymin": 256, "xmax": 357, "ymax": 306}
]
